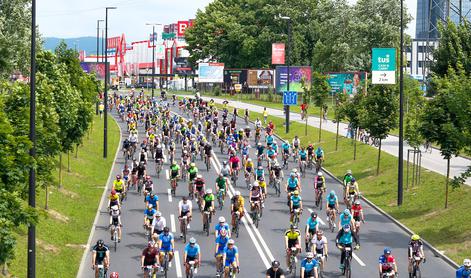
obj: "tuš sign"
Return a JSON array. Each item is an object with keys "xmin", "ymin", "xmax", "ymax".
[{"xmin": 371, "ymin": 48, "xmax": 396, "ymax": 84}]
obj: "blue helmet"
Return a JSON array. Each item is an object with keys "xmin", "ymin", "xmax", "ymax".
[
  {"xmin": 330, "ymin": 190, "xmax": 335, "ymax": 196},
  {"xmin": 343, "ymin": 224, "xmax": 351, "ymax": 231},
  {"xmin": 351, "ymin": 177, "xmax": 356, "ymax": 183},
  {"xmin": 343, "ymin": 209, "xmax": 351, "ymax": 216},
  {"xmin": 384, "ymin": 247, "xmax": 392, "ymax": 255}
]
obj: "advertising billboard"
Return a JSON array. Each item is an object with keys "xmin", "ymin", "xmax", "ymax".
[
  {"xmin": 327, "ymin": 72, "xmax": 366, "ymax": 95},
  {"xmin": 372, "ymin": 48, "xmax": 396, "ymax": 84},
  {"xmin": 224, "ymin": 69, "xmax": 247, "ymax": 86},
  {"xmin": 275, "ymin": 66, "xmax": 312, "ymax": 93},
  {"xmin": 198, "ymin": 63, "xmax": 224, "ymax": 83},
  {"xmin": 80, "ymin": 62, "xmax": 107, "ymax": 81},
  {"xmin": 272, "ymin": 43, "xmax": 285, "ymax": 64},
  {"xmin": 248, "ymin": 70, "xmax": 274, "ymax": 89},
  {"xmin": 177, "ymin": 21, "xmax": 190, "ymax": 37}
]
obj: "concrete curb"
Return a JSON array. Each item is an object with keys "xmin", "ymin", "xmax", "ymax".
[{"xmin": 76, "ymin": 116, "xmax": 123, "ymax": 278}]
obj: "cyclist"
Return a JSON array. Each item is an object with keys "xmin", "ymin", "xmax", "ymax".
[
  {"xmin": 184, "ymin": 237, "xmax": 201, "ymax": 275},
  {"xmin": 153, "ymin": 211, "xmax": 166, "ymax": 235},
  {"xmin": 231, "ymin": 191, "xmax": 245, "ymax": 231},
  {"xmin": 314, "ymin": 172, "xmax": 326, "ymax": 205},
  {"xmin": 245, "ymin": 158, "xmax": 254, "ymax": 180},
  {"xmin": 378, "ymin": 248, "xmax": 398, "ymax": 277},
  {"xmin": 351, "ymin": 200, "xmax": 365, "ymax": 233},
  {"xmin": 456, "ymin": 259, "xmax": 471, "ymax": 278},
  {"xmin": 249, "ymin": 181, "xmax": 263, "ymax": 218},
  {"xmin": 178, "ymin": 197, "xmax": 193, "ymax": 235},
  {"xmin": 170, "ymin": 160, "xmax": 180, "ymax": 183},
  {"xmin": 290, "ymin": 190, "xmax": 303, "ymax": 224},
  {"xmin": 108, "ymin": 190, "xmax": 120, "ymax": 209},
  {"xmin": 204, "ymin": 142, "xmax": 213, "ymax": 163},
  {"xmin": 305, "ymin": 212, "xmax": 320, "ymax": 250},
  {"xmin": 112, "ymin": 175, "xmax": 126, "ymax": 198},
  {"xmin": 109, "ymin": 205, "xmax": 122, "ymax": 242},
  {"xmin": 312, "ymin": 230, "xmax": 328, "ymax": 271},
  {"xmin": 298, "ymin": 147, "xmax": 308, "ymax": 170},
  {"xmin": 158, "ymin": 227, "xmax": 175, "ymax": 272},
  {"xmin": 229, "ymin": 153, "xmax": 240, "ymax": 176},
  {"xmin": 143, "ymin": 175, "xmax": 154, "ymax": 197},
  {"xmin": 408, "ymin": 234, "xmax": 425, "ymax": 274},
  {"xmin": 223, "ymin": 239, "xmax": 240, "ymax": 278},
  {"xmin": 336, "ymin": 224, "xmax": 360, "ymax": 271},
  {"xmin": 220, "ymin": 161, "xmax": 231, "ymax": 179},
  {"xmin": 215, "ymin": 216, "xmax": 231, "ymax": 238},
  {"xmin": 300, "ymin": 252, "xmax": 319, "ymax": 278},
  {"xmin": 215, "ymin": 228, "xmax": 230, "ymax": 276},
  {"xmin": 344, "ymin": 177, "xmax": 359, "ymax": 206},
  {"xmin": 155, "ymin": 144, "xmax": 164, "ymax": 164},
  {"xmin": 144, "ymin": 204, "xmax": 156, "ymax": 233},
  {"xmin": 343, "ymin": 169, "xmax": 353, "ymax": 188},
  {"xmin": 266, "ymin": 260, "xmax": 285, "ymax": 278},
  {"xmin": 307, "ymin": 144, "xmax": 315, "ymax": 163},
  {"xmin": 338, "ymin": 209, "xmax": 355, "ymax": 232},
  {"xmin": 188, "ymin": 163, "xmax": 199, "ymax": 196},
  {"xmin": 141, "ymin": 241, "xmax": 159, "ymax": 275},
  {"xmin": 202, "ymin": 189, "xmax": 215, "ymax": 221},
  {"xmin": 284, "ymin": 224, "xmax": 301, "ymax": 273},
  {"xmin": 91, "ymin": 239, "xmax": 110, "ymax": 277},
  {"xmin": 256, "ymin": 165, "xmax": 265, "ymax": 182},
  {"xmin": 286, "ymin": 173, "xmax": 300, "ymax": 201},
  {"xmin": 122, "ymin": 165, "xmax": 131, "ymax": 187},
  {"xmin": 326, "ymin": 190, "xmax": 339, "ymax": 227},
  {"xmin": 292, "ymin": 136, "xmax": 300, "ymax": 153},
  {"xmin": 139, "ymin": 148, "xmax": 148, "ymax": 165},
  {"xmin": 136, "ymin": 161, "xmax": 147, "ymax": 183},
  {"xmin": 315, "ymin": 146, "xmax": 324, "ymax": 162},
  {"xmin": 193, "ymin": 174, "xmax": 206, "ymax": 200},
  {"xmin": 146, "ymin": 192, "xmax": 159, "ymax": 212}
]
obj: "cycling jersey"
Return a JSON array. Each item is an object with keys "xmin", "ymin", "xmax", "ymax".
[
  {"xmin": 339, "ymin": 213, "xmax": 352, "ymax": 227},
  {"xmin": 306, "ymin": 217, "xmax": 319, "ymax": 231},
  {"xmin": 312, "ymin": 236, "xmax": 328, "ymax": 252},
  {"xmin": 216, "ymin": 177, "xmax": 227, "ymax": 190},
  {"xmin": 159, "ymin": 233, "xmax": 174, "ymax": 251},
  {"xmin": 314, "ymin": 176, "xmax": 325, "ymax": 189},
  {"xmin": 184, "ymin": 243, "xmax": 200, "ymax": 257},
  {"xmin": 146, "ymin": 195, "xmax": 159, "ymax": 208},
  {"xmin": 109, "ymin": 194, "xmax": 119, "ymax": 202},
  {"xmin": 351, "ymin": 204, "xmax": 362, "ymax": 219},
  {"xmin": 379, "ymin": 255, "xmax": 396, "ymax": 271},
  {"xmin": 144, "ymin": 208, "xmax": 156, "ymax": 219},
  {"xmin": 290, "ymin": 195, "xmax": 302, "ymax": 207},
  {"xmin": 142, "ymin": 247, "xmax": 159, "ymax": 265},
  {"xmin": 287, "ymin": 177, "xmax": 299, "ymax": 189},
  {"xmin": 113, "ymin": 180, "xmax": 124, "ymax": 191},
  {"xmin": 215, "ymin": 223, "xmax": 230, "ymax": 235},
  {"xmin": 282, "ymin": 143, "xmax": 290, "ymax": 151},
  {"xmin": 232, "ymin": 196, "xmax": 244, "ymax": 210},
  {"xmin": 285, "ymin": 229, "xmax": 301, "ymax": 240},
  {"xmin": 92, "ymin": 244, "xmax": 109, "ymax": 263},
  {"xmin": 216, "ymin": 235, "xmax": 229, "ymax": 255},
  {"xmin": 170, "ymin": 165, "xmax": 180, "ymax": 177},
  {"xmin": 223, "ymin": 246, "xmax": 238, "ymax": 265},
  {"xmin": 229, "ymin": 156, "xmax": 240, "ymax": 168},
  {"xmin": 326, "ymin": 194, "xmax": 338, "ymax": 205},
  {"xmin": 188, "ymin": 167, "xmax": 198, "ymax": 180},
  {"xmin": 267, "ymin": 149, "xmax": 276, "ymax": 157},
  {"xmin": 245, "ymin": 162, "xmax": 254, "ymax": 170},
  {"xmin": 266, "ymin": 135, "xmax": 274, "ymax": 145},
  {"xmin": 301, "ymin": 258, "xmax": 318, "ymax": 272},
  {"xmin": 336, "ymin": 229, "xmax": 359, "ymax": 245},
  {"xmin": 203, "ymin": 194, "xmax": 215, "ymax": 210},
  {"xmin": 299, "ymin": 150, "xmax": 307, "ymax": 160}
]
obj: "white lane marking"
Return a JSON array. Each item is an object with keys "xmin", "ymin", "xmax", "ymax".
[
  {"xmin": 168, "ymin": 188, "xmax": 173, "ymax": 203},
  {"xmin": 246, "ymin": 216, "xmax": 276, "ymax": 262},
  {"xmin": 163, "ymin": 153, "xmax": 167, "ymax": 163},
  {"xmin": 174, "ymin": 250, "xmax": 183, "ymax": 278},
  {"xmin": 166, "ymin": 169, "xmax": 169, "ymax": 180},
  {"xmin": 170, "ymin": 214, "xmax": 176, "ymax": 233},
  {"xmin": 308, "ymin": 208, "xmax": 326, "ymax": 226},
  {"xmin": 353, "ymin": 253, "xmax": 366, "ymax": 267}
]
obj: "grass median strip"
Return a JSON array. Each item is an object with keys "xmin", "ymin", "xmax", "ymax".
[
  {"xmin": 7, "ymin": 115, "xmax": 120, "ymax": 277},
  {"xmin": 213, "ymin": 101, "xmax": 471, "ymax": 264}
]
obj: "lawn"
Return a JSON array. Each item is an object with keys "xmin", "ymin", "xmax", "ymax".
[
  {"xmin": 215, "ymin": 102, "xmax": 471, "ymax": 264},
  {"xmin": 7, "ymin": 115, "xmax": 120, "ymax": 277}
]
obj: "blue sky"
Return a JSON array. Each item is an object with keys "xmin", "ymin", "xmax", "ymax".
[{"xmin": 38, "ymin": 0, "xmax": 417, "ymax": 42}]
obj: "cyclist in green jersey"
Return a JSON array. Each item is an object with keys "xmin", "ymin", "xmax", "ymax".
[
  {"xmin": 188, "ymin": 163, "xmax": 199, "ymax": 196},
  {"xmin": 215, "ymin": 173, "xmax": 227, "ymax": 201}
]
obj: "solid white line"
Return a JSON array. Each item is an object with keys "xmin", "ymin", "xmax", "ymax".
[
  {"xmin": 308, "ymin": 208, "xmax": 326, "ymax": 226},
  {"xmin": 166, "ymin": 169, "xmax": 169, "ymax": 180},
  {"xmin": 170, "ymin": 214, "xmax": 176, "ymax": 233},
  {"xmin": 353, "ymin": 253, "xmax": 366, "ymax": 267},
  {"xmin": 168, "ymin": 188, "xmax": 173, "ymax": 203},
  {"xmin": 246, "ymin": 217, "xmax": 276, "ymax": 262},
  {"xmin": 163, "ymin": 153, "xmax": 167, "ymax": 163},
  {"xmin": 174, "ymin": 250, "xmax": 183, "ymax": 278}
]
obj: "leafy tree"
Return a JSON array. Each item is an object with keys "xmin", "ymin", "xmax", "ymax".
[
  {"xmin": 334, "ymin": 92, "xmax": 348, "ymax": 151},
  {"xmin": 311, "ymin": 72, "xmax": 330, "ymax": 142},
  {"xmin": 404, "ymin": 77, "xmax": 425, "ymax": 150},
  {"xmin": 359, "ymin": 85, "xmax": 398, "ymax": 175},
  {"xmin": 343, "ymin": 93, "xmax": 364, "ymax": 160}
]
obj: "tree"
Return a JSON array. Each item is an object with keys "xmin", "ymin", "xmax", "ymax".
[
  {"xmin": 343, "ymin": 93, "xmax": 364, "ymax": 160},
  {"xmin": 312, "ymin": 72, "xmax": 330, "ymax": 142},
  {"xmin": 359, "ymin": 85, "xmax": 398, "ymax": 175},
  {"xmin": 420, "ymin": 67, "xmax": 469, "ymax": 208},
  {"xmin": 334, "ymin": 92, "xmax": 348, "ymax": 151}
]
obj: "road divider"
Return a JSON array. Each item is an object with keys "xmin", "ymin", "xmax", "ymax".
[
  {"xmin": 174, "ymin": 250, "xmax": 183, "ymax": 278},
  {"xmin": 168, "ymin": 188, "xmax": 173, "ymax": 203},
  {"xmin": 170, "ymin": 214, "xmax": 176, "ymax": 233},
  {"xmin": 165, "ymin": 169, "xmax": 169, "ymax": 180}
]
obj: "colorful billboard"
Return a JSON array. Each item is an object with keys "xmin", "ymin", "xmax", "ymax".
[
  {"xmin": 275, "ymin": 66, "xmax": 312, "ymax": 93},
  {"xmin": 326, "ymin": 72, "xmax": 366, "ymax": 95},
  {"xmin": 224, "ymin": 69, "xmax": 247, "ymax": 86},
  {"xmin": 198, "ymin": 63, "xmax": 224, "ymax": 83},
  {"xmin": 80, "ymin": 62, "xmax": 107, "ymax": 80},
  {"xmin": 248, "ymin": 70, "xmax": 274, "ymax": 88},
  {"xmin": 272, "ymin": 43, "xmax": 285, "ymax": 64}
]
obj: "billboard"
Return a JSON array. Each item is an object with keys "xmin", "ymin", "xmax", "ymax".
[
  {"xmin": 327, "ymin": 72, "xmax": 366, "ymax": 95},
  {"xmin": 272, "ymin": 43, "xmax": 285, "ymax": 64},
  {"xmin": 275, "ymin": 66, "xmax": 312, "ymax": 93},
  {"xmin": 177, "ymin": 21, "xmax": 190, "ymax": 37},
  {"xmin": 198, "ymin": 63, "xmax": 224, "ymax": 83},
  {"xmin": 372, "ymin": 48, "xmax": 396, "ymax": 84},
  {"xmin": 248, "ymin": 70, "xmax": 274, "ymax": 88},
  {"xmin": 80, "ymin": 62, "xmax": 107, "ymax": 80},
  {"xmin": 224, "ymin": 69, "xmax": 247, "ymax": 86}
]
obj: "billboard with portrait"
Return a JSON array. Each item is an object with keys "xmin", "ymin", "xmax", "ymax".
[
  {"xmin": 326, "ymin": 72, "xmax": 366, "ymax": 95},
  {"xmin": 275, "ymin": 66, "xmax": 311, "ymax": 93},
  {"xmin": 248, "ymin": 69, "xmax": 274, "ymax": 89},
  {"xmin": 80, "ymin": 62, "xmax": 107, "ymax": 81},
  {"xmin": 198, "ymin": 63, "xmax": 224, "ymax": 83}
]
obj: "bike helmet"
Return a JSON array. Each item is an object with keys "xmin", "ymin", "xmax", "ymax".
[
  {"xmin": 147, "ymin": 241, "xmax": 154, "ymax": 247},
  {"xmin": 272, "ymin": 260, "xmax": 280, "ymax": 267},
  {"xmin": 292, "ymin": 168, "xmax": 298, "ymax": 173},
  {"xmin": 464, "ymin": 259, "xmax": 471, "ymax": 267},
  {"xmin": 163, "ymin": 227, "xmax": 170, "ymax": 233},
  {"xmin": 329, "ymin": 190, "xmax": 335, "ymax": 196},
  {"xmin": 384, "ymin": 247, "xmax": 392, "ymax": 255},
  {"xmin": 354, "ymin": 200, "xmax": 361, "ymax": 205},
  {"xmin": 293, "ymin": 190, "xmax": 299, "ymax": 195},
  {"xmin": 253, "ymin": 181, "xmax": 259, "ymax": 187},
  {"xmin": 219, "ymin": 216, "xmax": 226, "ymax": 223},
  {"xmin": 247, "ymin": 158, "xmax": 252, "ymax": 162},
  {"xmin": 111, "ymin": 205, "xmax": 119, "ymax": 211},
  {"xmin": 190, "ymin": 162, "xmax": 196, "ymax": 167},
  {"xmin": 290, "ymin": 173, "xmax": 296, "ymax": 177},
  {"xmin": 351, "ymin": 177, "xmax": 356, "ymax": 183},
  {"xmin": 111, "ymin": 190, "xmax": 117, "ymax": 195},
  {"xmin": 343, "ymin": 209, "xmax": 351, "ymax": 216},
  {"xmin": 317, "ymin": 230, "xmax": 324, "ymax": 236},
  {"xmin": 97, "ymin": 239, "xmax": 104, "ymax": 246},
  {"xmin": 346, "ymin": 169, "xmax": 352, "ymax": 174},
  {"xmin": 342, "ymin": 224, "xmax": 351, "ymax": 231},
  {"xmin": 146, "ymin": 175, "xmax": 151, "ymax": 180},
  {"xmin": 223, "ymin": 161, "xmax": 227, "ymax": 165},
  {"xmin": 189, "ymin": 237, "xmax": 197, "ymax": 244},
  {"xmin": 205, "ymin": 188, "xmax": 213, "ymax": 194},
  {"xmin": 317, "ymin": 172, "xmax": 323, "ymax": 176},
  {"xmin": 411, "ymin": 234, "xmax": 420, "ymax": 241},
  {"xmin": 228, "ymin": 239, "xmax": 235, "ymax": 245},
  {"xmin": 110, "ymin": 272, "xmax": 119, "ymax": 278},
  {"xmin": 157, "ymin": 144, "xmax": 162, "ymax": 149},
  {"xmin": 309, "ymin": 144, "xmax": 313, "ymax": 147},
  {"xmin": 116, "ymin": 175, "xmax": 121, "ymax": 180},
  {"xmin": 147, "ymin": 204, "xmax": 153, "ymax": 209},
  {"xmin": 311, "ymin": 212, "xmax": 317, "ymax": 218},
  {"xmin": 234, "ymin": 191, "xmax": 241, "ymax": 196},
  {"xmin": 155, "ymin": 211, "xmax": 162, "ymax": 217},
  {"xmin": 306, "ymin": 252, "xmax": 314, "ymax": 259}
]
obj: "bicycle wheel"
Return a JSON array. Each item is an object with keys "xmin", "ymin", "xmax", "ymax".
[{"xmin": 414, "ymin": 265, "xmax": 421, "ymax": 278}]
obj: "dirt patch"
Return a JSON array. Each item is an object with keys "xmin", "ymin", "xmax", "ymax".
[
  {"xmin": 65, "ymin": 243, "xmax": 87, "ymax": 249},
  {"xmin": 47, "ymin": 209, "xmax": 69, "ymax": 223},
  {"xmin": 37, "ymin": 239, "xmax": 59, "ymax": 254},
  {"xmin": 58, "ymin": 187, "xmax": 78, "ymax": 199}
]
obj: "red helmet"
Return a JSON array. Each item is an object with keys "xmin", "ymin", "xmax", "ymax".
[
  {"xmin": 110, "ymin": 272, "xmax": 119, "ymax": 278},
  {"xmin": 116, "ymin": 175, "xmax": 121, "ymax": 180},
  {"xmin": 309, "ymin": 144, "xmax": 313, "ymax": 147},
  {"xmin": 111, "ymin": 190, "xmax": 116, "ymax": 195},
  {"xmin": 146, "ymin": 175, "xmax": 151, "ymax": 180}
]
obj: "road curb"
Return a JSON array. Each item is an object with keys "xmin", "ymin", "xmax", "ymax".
[{"xmin": 76, "ymin": 116, "xmax": 123, "ymax": 278}]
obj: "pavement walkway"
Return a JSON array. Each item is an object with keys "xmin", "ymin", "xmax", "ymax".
[{"xmin": 198, "ymin": 96, "xmax": 471, "ymax": 185}]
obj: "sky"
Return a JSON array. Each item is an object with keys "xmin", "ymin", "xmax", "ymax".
[{"xmin": 38, "ymin": 0, "xmax": 417, "ymax": 42}]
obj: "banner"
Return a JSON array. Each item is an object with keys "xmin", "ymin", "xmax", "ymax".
[
  {"xmin": 275, "ymin": 66, "xmax": 312, "ymax": 93},
  {"xmin": 156, "ymin": 44, "xmax": 165, "ymax": 60},
  {"xmin": 327, "ymin": 72, "xmax": 366, "ymax": 95},
  {"xmin": 198, "ymin": 63, "xmax": 224, "ymax": 83},
  {"xmin": 224, "ymin": 69, "xmax": 247, "ymax": 88},
  {"xmin": 272, "ymin": 43, "xmax": 285, "ymax": 64},
  {"xmin": 248, "ymin": 69, "xmax": 274, "ymax": 88},
  {"xmin": 80, "ymin": 62, "xmax": 107, "ymax": 81},
  {"xmin": 372, "ymin": 48, "xmax": 396, "ymax": 84},
  {"xmin": 177, "ymin": 21, "xmax": 189, "ymax": 37},
  {"xmin": 107, "ymin": 37, "xmax": 120, "ymax": 49}
]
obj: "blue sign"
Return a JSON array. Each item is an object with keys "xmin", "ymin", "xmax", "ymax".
[{"xmin": 283, "ymin": 91, "xmax": 298, "ymax": 106}]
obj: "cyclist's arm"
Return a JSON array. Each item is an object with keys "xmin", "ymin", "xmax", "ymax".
[
  {"xmin": 299, "ymin": 200, "xmax": 303, "ymax": 211},
  {"xmin": 235, "ymin": 252, "xmax": 240, "ymax": 267},
  {"xmin": 92, "ymin": 250, "xmax": 96, "ymax": 266},
  {"xmin": 140, "ymin": 255, "xmax": 145, "ymax": 268},
  {"xmin": 324, "ymin": 239, "xmax": 329, "ymax": 256}
]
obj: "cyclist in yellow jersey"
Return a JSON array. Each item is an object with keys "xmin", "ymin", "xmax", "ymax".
[
  {"xmin": 112, "ymin": 175, "xmax": 125, "ymax": 194},
  {"xmin": 285, "ymin": 224, "xmax": 301, "ymax": 272}
]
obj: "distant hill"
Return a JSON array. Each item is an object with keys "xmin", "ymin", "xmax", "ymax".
[{"xmin": 44, "ymin": 37, "xmax": 99, "ymax": 55}]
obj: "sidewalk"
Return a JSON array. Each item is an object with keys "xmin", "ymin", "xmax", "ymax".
[{"xmin": 198, "ymin": 96, "xmax": 471, "ymax": 185}]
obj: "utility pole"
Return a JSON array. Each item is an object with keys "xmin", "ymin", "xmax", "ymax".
[
  {"xmin": 280, "ymin": 16, "xmax": 292, "ymax": 134},
  {"xmin": 96, "ymin": 19, "xmax": 103, "ymax": 115},
  {"xmin": 104, "ymin": 7, "xmax": 117, "ymax": 158},
  {"xmin": 398, "ymin": 0, "xmax": 404, "ymax": 206}
]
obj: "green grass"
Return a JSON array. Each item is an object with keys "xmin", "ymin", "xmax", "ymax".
[
  {"xmin": 6, "ymin": 115, "xmax": 120, "ymax": 278},
  {"xmin": 215, "ymin": 103, "xmax": 471, "ymax": 264}
]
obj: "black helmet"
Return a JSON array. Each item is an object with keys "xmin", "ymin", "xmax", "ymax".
[
  {"xmin": 163, "ymin": 227, "xmax": 170, "ymax": 233},
  {"xmin": 272, "ymin": 260, "xmax": 280, "ymax": 267},
  {"xmin": 97, "ymin": 239, "xmax": 104, "ymax": 247}
]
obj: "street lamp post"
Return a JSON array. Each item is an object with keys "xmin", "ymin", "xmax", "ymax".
[
  {"xmin": 146, "ymin": 23, "xmax": 162, "ymax": 99},
  {"xmin": 104, "ymin": 6, "xmax": 116, "ymax": 158},
  {"xmin": 280, "ymin": 16, "xmax": 292, "ymax": 134},
  {"xmin": 398, "ymin": 0, "xmax": 404, "ymax": 206},
  {"xmin": 28, "ymin": 0, "xmax": 37, "ymax": 277},
  {"xmin": 96, "ymin": 19, "xmax": 104, "ymax": 115}
]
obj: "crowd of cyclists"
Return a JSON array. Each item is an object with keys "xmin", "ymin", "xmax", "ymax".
[{"xmin": 88, "ymin": 89, "xmax": 470, "ymax": 278}]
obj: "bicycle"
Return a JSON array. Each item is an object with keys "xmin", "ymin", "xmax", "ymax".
[
  {"xmin": 316, "ymin": 253, "xmax": 326, "ymax": 278},
  {"xmin": 228, "ymin": 264, "xmax": 239, "ymax": 278},
  {"xmin": 251, "ymin": 201, "xmax": 262, "ymax": 228},
  {"xmin": 170, "ymin": 177, "xmax": 178, "ymax": 197},
  {"xmin": 180, "ymin": 216, "xmax": 188, "ymax": 243},
  {"xmin": 299, "ymin": 160, "xmax": 307, "ymax": 178},
  {"xmin": 327, "ymin": 209, "xmax": 336, "ymax": 233},
  {"xmin": 233, "ymin": 211, "xmax": 240, "ymax": 238},
  {"xmin": 203, "ymin": 210, "xmax": 212, "ymax": 236},
  {"xmin": 205, "ymin": 154, "xmax": 211, "ymax": 171},
  {"xmin": 144, "ymin": 220, "xmax": 153, "ymax": 241},
  {"xmin": 217, "ymin": 189, "xmax": 225, "ymax": 210},
  {"xmin": 292, "ymin": 208, "xmax": 301, "ymax": 226},
  {"xmin": 288, "ymin": 246, "xmax": 298, "ymax": 276},
  {"xmin": 315, "ymin": 188, "xmax": 324, "ymax": 210},
  {"xmin": 187, "ymin": 260, "xmax": 197, "ymax": 278},
  {"xmin": 161, "ymin": 250, "xmax": 170, "ymax": 278},
  {"xmin": 231, "ymin": 169, "xmax": 239, "ymax": 187},
  {"xmin": 409, "ymin": 256, "xmax": 425, "ymax": 278},
  {"xmin": 273, "ymin": 177, "xmax": 282, "ymax": 197},
  {"xmin": 95, "ymin": 263, "xmax": 107, "ymax": 278},
  {"xmin": 110, "ymin": 224, "xmax": 119, "ymax": 252},
  {"xmin": 245, "ymin": 173, "xmax": 252, "ymax": 190},
  {"xmin": 315, "ymin": 158, "xmax": 323, "ymax": 173},
  {"xmin": 143, "ymin": 265, "xmax": 157, "ymax": 278},
  {"xmin": 339, "ymin": 245, "xmax": 353, "ymax": 278},
  {"xmin": 282, "ymin": 152, "xmax": 289, "ymax": 169},
  {"xmin": 155, "ymin": 159, "xmax": 163, "ymax": 178}
]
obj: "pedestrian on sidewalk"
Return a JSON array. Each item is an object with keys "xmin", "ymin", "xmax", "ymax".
[
  {"xmin": 300, "ymin": 103, "xmax": 308, "ymax": 120},
  {"xmin": 263, "ymin": 107, "xmax": 268, "ymax": 124},
  {"xmin": 322, "ymin": 104, "xmax": 328, "ymax": 122}
]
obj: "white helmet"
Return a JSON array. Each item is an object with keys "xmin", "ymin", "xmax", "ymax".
[
  {"xmin": 111, "ymin": 205, "xmax": 119, "ymax": 211},
  {"xmin": 235, "ymin": 191, "xmax": 241, "ymax": 196},
  {"xmin": 206, "ymin": 188, "xmax": 213, "ymax": 194},
  {"xmin": 218, "ymin": 216, "xmax": 226, "ymax": 223},
  {"xmin": 317, "ymin": 172, "xmax": 323, "ymax": 176},
  {"xmin": 253, "ymin": 181, "xmax": 259, "ymax": 187},
  {"xmin": 464, "ymin": 259, "xmax": 471, "ymax": 267}
]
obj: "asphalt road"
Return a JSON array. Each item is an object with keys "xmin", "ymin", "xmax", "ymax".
[{"xmin": 79, "ymin": 102, "xmax": 455, "ymax": 278}]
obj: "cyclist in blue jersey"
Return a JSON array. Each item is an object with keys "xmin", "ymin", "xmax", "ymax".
[
  {"xmin": 456, "ymin": 259, "xmax": 471, "ymax": 278},
  {"xmin": 144, "ymin": 204, "xmax": 156, "ymax": 232},
  {"xmin": 215, "ymin": 229, "xmax": 230, "ymax": 275},
  {"xmin": 286, "ymin": 173, "xmax": 300, "ymax": 198},
  {"xmin": 338, "ymin": 209, "xmax": 355, "ymax": 232},
  {"xmin": 326, "ymin": 190, "xmax": 339, "ymax": 226},
  {"xmin": 184, "ymin": 237, "xmax": 201, "ymax": 275},
  {"xmin": 256, "ymin": 166, "xmax": 265, "ymax": 181},
  {"xmin": 336, "ymin": 225, "xmax": 360, "ymax": 271},
  {"xmin": 158, "ymin": 227, "xmax": 175, "ymax": 272},
  {"xmin": 290, "ymin": 190, "xmax": 303, "ymax": 223},
  {"xmin": 272, "ymin": 140, "xmax": 279, "ymax": 153},
  {"xmin": 300, "ymin": 252, "xmax": 319, "ymax": 278},
  {"xmin": 266, "ymin": 134, "xmax": 274, "ymax": 146},
  {"xmin": 214, "ymin": 216, "xmax": 231, "ymax": 238},
  {"xmin": 305, "ymin": 212, "xmax": 320, "ymax": 250},
  {"xmin": 145, "ymin": 192, "xmax": 159, "ymax": 211},
  {"xmin": 223, "ymin": 239, "xmax": 240, "ymax": 277}
]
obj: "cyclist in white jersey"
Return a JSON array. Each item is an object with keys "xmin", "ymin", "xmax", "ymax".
[{"xmin": 311, "ymin": 230, "xmax": 328, "ymax": 271}]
